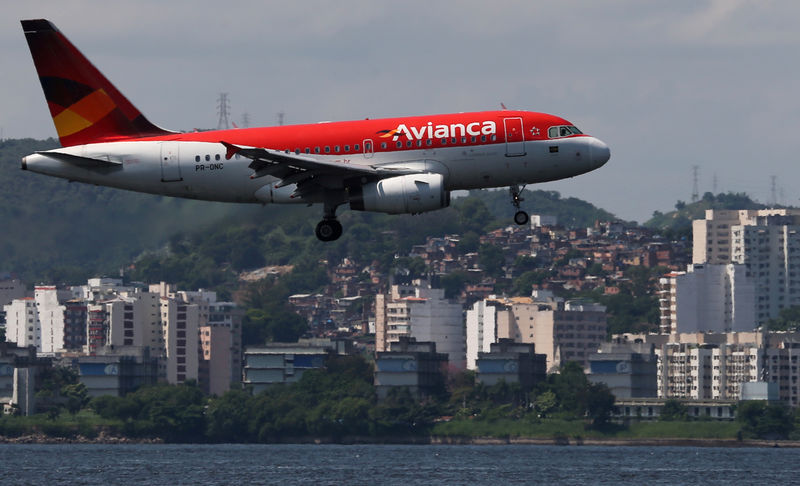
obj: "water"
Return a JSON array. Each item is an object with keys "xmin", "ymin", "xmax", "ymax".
[{"xmin": 0, "ymin": 443, "xmax": 797, "ymax": 485}]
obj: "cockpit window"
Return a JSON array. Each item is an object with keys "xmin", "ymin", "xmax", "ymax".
[{"xmin": 548, "ymin": 125, "xmax": 582, "ymax": 139}]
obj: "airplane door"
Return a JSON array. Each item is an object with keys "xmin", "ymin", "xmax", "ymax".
[
  {"xmin": 160, "ymin": 142, "xmax": 182, "ymax": 182},
  {"xmin": 504, "ymin": 117, "xmax": 526, "ymax": 157},
  {"xmin": 363, "ymin": 139, "xmax": 374, "ymax": 159}
]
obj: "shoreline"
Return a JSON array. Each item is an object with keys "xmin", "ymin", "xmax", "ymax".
[{"xmin": 2, "ymin": 433, "xmax": 798, "ymax": 448}]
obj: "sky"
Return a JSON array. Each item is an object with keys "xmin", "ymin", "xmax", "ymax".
[{"xmin": 2, "ymin": 0, "xmax": 800, "ymax": 223}]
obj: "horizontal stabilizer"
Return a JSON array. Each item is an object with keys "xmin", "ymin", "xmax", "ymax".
[{"xmin": 36, "ymin": 151, "xmax": 123, "ymax": 168}]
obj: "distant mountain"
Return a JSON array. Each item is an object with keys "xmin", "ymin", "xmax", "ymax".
[
  {"xmin": 458, "ymin": 188, "xmax": 619, "ymax": 228},
  {"xmin": 644, "ymin": 192, "xmax": 767, "ymax": 236}
]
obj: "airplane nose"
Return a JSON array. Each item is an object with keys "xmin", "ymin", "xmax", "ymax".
[{"xmin": 588, "ymin": 137, "xmax": 610, "ymax": 168}]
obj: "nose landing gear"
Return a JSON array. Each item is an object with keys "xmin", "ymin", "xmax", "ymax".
[{"xmin": 510, "ymin": 184, "xmax": 529, "ymax": 225}]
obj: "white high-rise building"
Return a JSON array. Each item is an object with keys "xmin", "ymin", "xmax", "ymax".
[
  {"xmin": 34, "ymin": 286, "xmax": 65, "ymax": 354},
  {"xmin": 4, "ymin": 299, "xmax": 38, "ymax": 349},
  {"xmin": 466, "ymin": 299, "xmax": 513, "ymax": 370},
  {"xmin": 693, "ymin": 209, "xmax": 800, "ymax": 324},
  {"xmin": 659, "ymin": 264, "xmax": 756, "ymax": 334},
  {"xmin": 151, "ymin": 283, "xmax": 200, "ymax": 384},
  {"xmin": 375, "ymin": 282, "xmax": 465, "ymax": 369},
  {"xmin": 4, "ymin": 287, "xmax": 66, "ymax": 354}
]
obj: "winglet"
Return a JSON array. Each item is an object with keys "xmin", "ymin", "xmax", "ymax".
[{"xmin": 220, "ymin": 141, "xmax": 241, "ymax": 160}]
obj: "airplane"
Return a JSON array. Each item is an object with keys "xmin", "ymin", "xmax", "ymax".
[{"xmin": 20, "ymin": 19, "xmax": 610, "ymax": 242}]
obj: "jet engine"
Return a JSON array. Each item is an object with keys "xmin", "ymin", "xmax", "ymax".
[{"xmin": 349, "ymin": 173, "xmax": 449, "ymax": 214}]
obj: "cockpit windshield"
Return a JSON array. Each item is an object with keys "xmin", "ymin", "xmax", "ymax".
[{"xmin": 548, "ymin": 125, "xmax": 582, "ymax": 138}]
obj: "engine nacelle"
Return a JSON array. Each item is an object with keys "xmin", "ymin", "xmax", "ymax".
[{"xmin": 349, "ymin": 173, "xmax": 450, "ymax": 214}]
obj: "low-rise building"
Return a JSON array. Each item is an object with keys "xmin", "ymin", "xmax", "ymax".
[
  {"xmin": 374, "ymin": 337, "xmax": 447, "ymax": 400},
  {"xmin": 243, "ymin": 342, "xmax": 330, "ymax": 394},
  {"xmin": 588, "ymin": 341, "xmax": 658, "ymax": 398},
  {"xmin": 475, "ymin": 339, "xmax": 546, "ymax": 391},
  {"xmin": 60, "ymin": 348, "xmax": 159, "ymax": 397}
]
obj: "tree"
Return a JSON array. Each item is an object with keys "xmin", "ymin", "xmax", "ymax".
[
  {"xmin": 533, "ymin": 390, "xmax": 557, "ymax": 418},
  {"xmin": 479, "ymin": 243, "xmax": 505, "ymax": 278},
  {"xmin": 585, "ymin": 383, "xmax": 616, "ymax": 426},
  {"xmin": 206, "ymin": 389, "xmax": 254, "ymax": 442},
  {"xmin": 659, "ymin": 399, "xmax": 688, "ymax": 421},
  {"xmin": 737, "ymin": 401, "xmax": 794, "ymax": 440}
]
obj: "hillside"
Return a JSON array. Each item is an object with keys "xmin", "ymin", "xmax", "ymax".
[
  {"xmin": 644, "ymin": 192, "xmax": 767, "ymax": 237},
  {"xmin": 1, "ymin": 138, "xmax": 618, "ymax": 285}
]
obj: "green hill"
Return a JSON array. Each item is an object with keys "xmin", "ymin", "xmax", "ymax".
[{"xmin": 644, "ymin": 192, "xmax": 767, "ymax": 238}]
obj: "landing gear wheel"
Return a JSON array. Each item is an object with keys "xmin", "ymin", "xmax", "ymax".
[
  {"xmin": 315, "ymin": 219, "xmax": 343, "ymax": 242},
  {"xmin": 514, "ymin": 210, "xmax": 529, "ymax": 225}
]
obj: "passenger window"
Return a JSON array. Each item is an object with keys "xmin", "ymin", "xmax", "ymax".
[
  {"xmin": 195, "ymin": 155, "xmax": 200, "ymax": 162},
  {"xmin": 325, "ymin": 146, "xmax": 330, "ymax": 153},
  {"xmin": 305, "ymin": 148, "xmax": 311, "ymax": 154},
  {"xmin": 491, "ymin": 135, "xmax": 496, "ymax": 141},
  {"xmin": 381, "ymin": 142, "xmax": 387, "ymax": 149},
  {"xmin": 481, "ymin": 135, "xmax": 487, "ymax": 142},
  {"xmin": 426, "ymin": 139, "xmax": 432, "ymax": 146},
  {"xmin": 416, "ymin": 140, "xmax": 422, "ymax": 147},
  {"xmin": 295, "ymin": 149, "xmax": 300, "ymax": 154},
  {"xmin": 441, "ymin": 139, "xmax": 447, "ymax": 145},
  {"xmin": 205, "ymin": 154, "xmax": 210, "ymax": 161},
  {"xmin": 314, "ymin": 147, "xmax": 320, "ymax": 154},
  {"xmin": 396, "ymin": 141, "xmax": 403, "ymax": 148},
  {"xmin": 354, "ymin": 144, "xmax": 360, "ymax": 151},
  {"xmin": 461, "ymin": 137, "xmax": 467, "ymax": 143},
  {"xmin": 406, "ymin": 141, "xmax": 413, "ymax": 148},
  {"xmin": 451, "ymin": 137, "xmax": 457, "ymax": 144},
  {"xmin": 215, "ymin": 154, "xmax": 220, "ymax": 161},
  {"xmin": 335, "ymin": 146, "xmax": 340, "ymax": 153},
  {"xmin": 471, "ymin": 136, "xmax": 476, "ymax": 143}
]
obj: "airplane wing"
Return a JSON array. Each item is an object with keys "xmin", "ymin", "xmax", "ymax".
[{"xmin": 220, "ymin": 141, "xmax": 420, "ymax": 192}]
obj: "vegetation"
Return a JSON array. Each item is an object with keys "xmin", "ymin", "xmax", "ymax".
[
  {"xmin": 3, "ymin": 356, "xmax": 800, "ymax": 443},
  {"xmin": 645, "ymin": 192, "xmax": 765, "ymax": 238},
  {"xmin": 766, "ymin": 306, "xmax": 800, "ymax": 332}
]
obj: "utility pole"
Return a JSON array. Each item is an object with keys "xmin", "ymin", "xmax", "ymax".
[
  {"xmin": 691, "ymin": 165, "xmax": 699, "ymax": 203},
  {"xmin": 241, "ymin": 112, "xmax": 250, "ymax": 129},
  {"xmin": 277, "ymin": 111, "xmax": 285, "ymax": 126}
]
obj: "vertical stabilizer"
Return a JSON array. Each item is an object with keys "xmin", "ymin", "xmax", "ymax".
[{"xmin": 21, "ymin": 19, "xmax": 173, "ymax": 146}]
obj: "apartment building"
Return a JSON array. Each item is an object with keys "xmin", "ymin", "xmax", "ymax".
[
  {"xmin": 466, "ymin": 291, "xmax": 607, "ymax": 372},
  {"xmin": 693, "ymin": 209, "xmax": 800, "ymax": 324},
  {"xmin": 375, "ymin": 282, "xmax": 465, "ymax": 369},
  {"xmin": 509, "ymin": 291, "xmax": 607, "ymax": 371},
  {"xmin": 659, "ymin": 263, "xmax": 756, "ymax": 334},
  {"xmin": 624, "ymin": 331, "xmax": 800, "ymax": 407}
]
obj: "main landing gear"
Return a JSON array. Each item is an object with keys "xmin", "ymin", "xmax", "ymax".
[
  {"xmin": 510, "ymin": 184, "xmax": 529, "ymax": 226},
  {"xmin": 315, "ymin": 201, "xmax": 343, "ymax": 242},
  {"xmin": 315, "ymin": 218, "xmax": 342, "ymax": 242}
]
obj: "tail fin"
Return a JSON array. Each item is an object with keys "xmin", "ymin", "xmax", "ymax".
[{"xmin": 21, "ymin": 19, "xmax": 173, "ymax": 147}]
